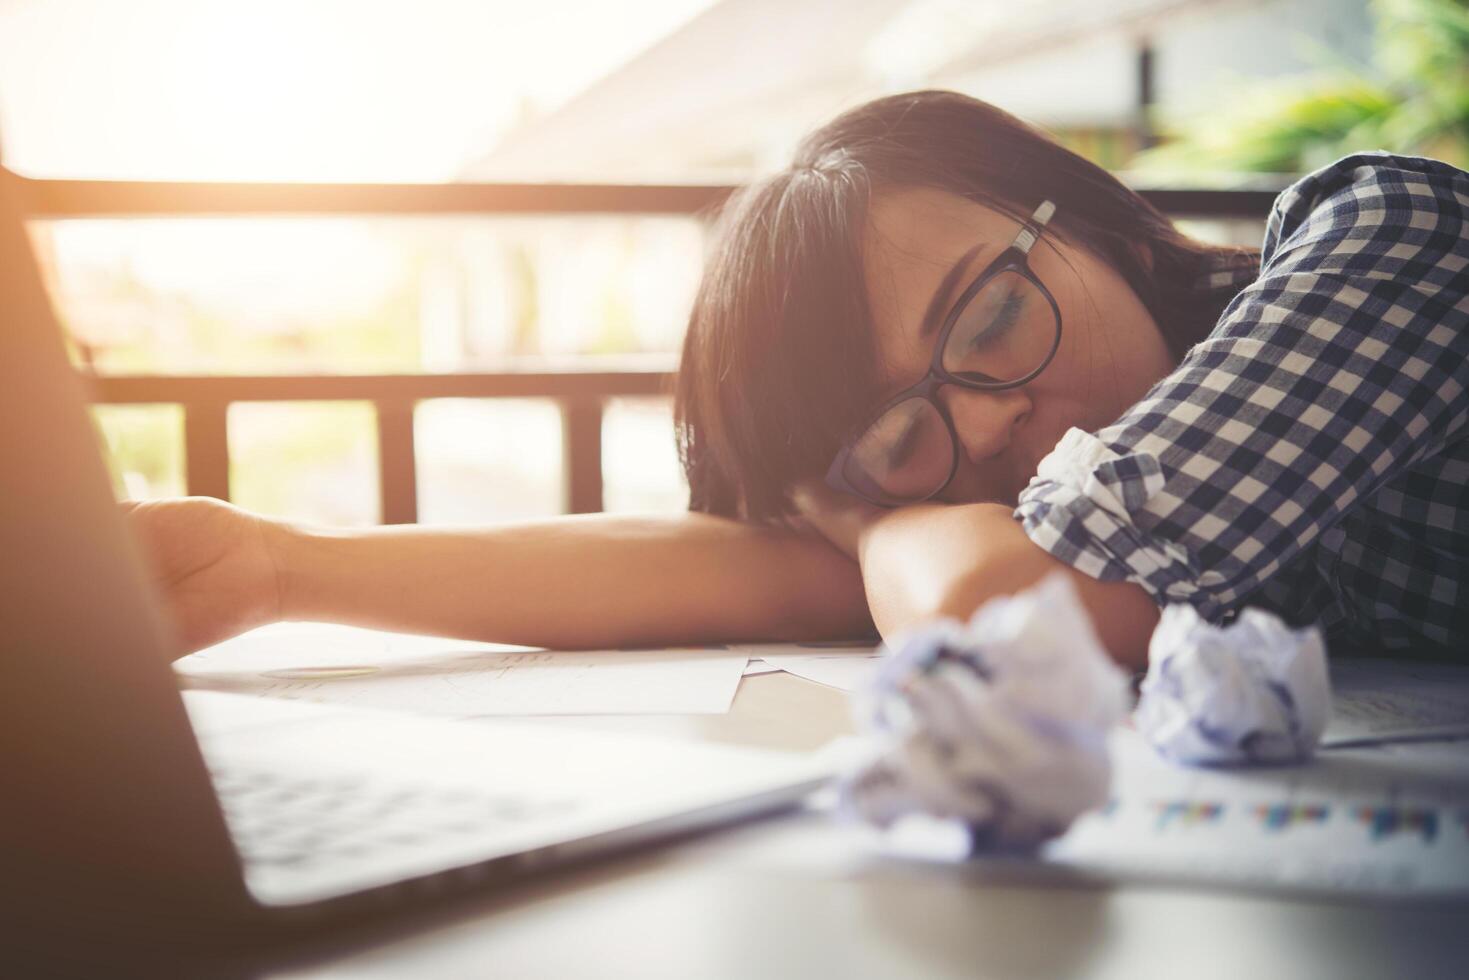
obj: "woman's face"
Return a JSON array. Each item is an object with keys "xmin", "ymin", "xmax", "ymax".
[{"xmin": 860, "ymin": 186, "xmax": 1176, "ymax": 506}]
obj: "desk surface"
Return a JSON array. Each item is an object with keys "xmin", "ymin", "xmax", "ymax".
[{"xmin": 260, "ymin": 672, "xmax": 1466, "ymax": 980}]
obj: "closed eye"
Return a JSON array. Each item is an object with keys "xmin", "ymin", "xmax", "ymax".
[
  {"xmin": 885, "ymin": 416, "xmax": 923, "ymax": 468},
  {"xmin": 970, "ymin": 292, "xmax": 1025, "ymax": 349}
]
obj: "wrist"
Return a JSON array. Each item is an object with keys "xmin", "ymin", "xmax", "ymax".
[{"xmin": 255, "ymin": 514, "xmax": 303, "ymax": 624}]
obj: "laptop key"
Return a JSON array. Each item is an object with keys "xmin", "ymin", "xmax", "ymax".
[{"xmin": 211, "ymin": 763, "xmax": 578, "ymax": 871}]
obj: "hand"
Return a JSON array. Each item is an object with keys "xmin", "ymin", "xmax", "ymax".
[
  {"xmin": 120, "ymin": 496, "xmax": 286, "ymax": 656},
  {"xmin": 788, "ymin": 480, "xmax": 888, "ymax": 561}
]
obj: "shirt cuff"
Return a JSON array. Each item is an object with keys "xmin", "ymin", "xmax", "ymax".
[{"xmin": 1014, "ymin": 427, "xmax": 1227, "ymax": 620}]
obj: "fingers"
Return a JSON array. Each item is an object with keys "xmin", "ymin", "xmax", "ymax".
[
  {"xmin": 792, "ymin": 479, "xmax": 881, "ymax": 521},
  {"xmin": 791, "ymin": 481, "xmax": 901, "ymax": 562},
  {"xmin": 789, "ymin": 478, "xmax": 835, "ymax": 516}
]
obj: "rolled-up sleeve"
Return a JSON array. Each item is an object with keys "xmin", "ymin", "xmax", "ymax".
[{"xmin": 1014, "ymin": 153, "xmax": 1469, "ymax": 624}]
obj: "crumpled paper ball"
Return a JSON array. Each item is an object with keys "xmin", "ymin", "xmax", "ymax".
[
  {"xmin": 1134, "ymin": 603, "xmax": 1330, "ymax": 765},
  {"xmin": 838, "ymin": 573, "xmax": 1129, "ymax": 850}
]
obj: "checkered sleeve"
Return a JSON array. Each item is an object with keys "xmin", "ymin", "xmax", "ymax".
[{"xmin": 1014, "ymin": 153, "xmax": 1469, "ymax": 623}]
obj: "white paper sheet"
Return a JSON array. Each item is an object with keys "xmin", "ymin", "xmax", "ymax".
[
  {"xmin": 1324, "ymin": 657, "xmax": 1469, "ymax": 747},
  {"xmin": 742, "ymin": 658, "xmax": 781, "ymax": 676},
  {"xmin": 180, "ymin": 621, "xmax": 537, "ymax": 670},
  {"xmin": 176, "ymin": 622, "xmax": 747, "ymax": 717},
  {"xmin": 732, "ymin": 643, "xmax": 882, "ymax": 692}
]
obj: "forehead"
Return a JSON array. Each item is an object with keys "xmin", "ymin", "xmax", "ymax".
[{"xmin": 861, "ymin": 187, "xmax": 1016, "ymax": 372}]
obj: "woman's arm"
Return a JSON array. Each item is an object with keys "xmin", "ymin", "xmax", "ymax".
[
  {"xmin": 789, "ymin": 484, "xmax": 1157, "ymax": 668},
  {"xmin": 857, "ymin": 502, "xmax": 1158, "ymax": 670},
  {"xmin": 272, "ymin": 511, "xmax": 873, "ymax": 649},
  {"xmin": 125, "ymin": 497, "xmax": 873, "ymax": 656},
  {"xmin": 1014, "ymin": 156, "xmax": 1469, "ymax": 659}
]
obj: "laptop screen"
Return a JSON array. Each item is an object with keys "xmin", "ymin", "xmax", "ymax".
[{"xmin": 0, "ymin": 168, "xmax": 249, "ymax": 921}]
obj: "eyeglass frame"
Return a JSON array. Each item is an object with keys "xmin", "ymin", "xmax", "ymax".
[{"xmin": 823, "ymin": 199, "xmax": 1063, "ymax": 507}]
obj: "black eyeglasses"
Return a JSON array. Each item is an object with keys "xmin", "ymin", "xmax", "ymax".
[{"xmin": 825, "ymin": 200, "xmax": 1062, "ymax": 507}]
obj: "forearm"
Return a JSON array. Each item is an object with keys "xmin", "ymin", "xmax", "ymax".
[
  {"xmin": 858, "ymin": 502, "xmax": 1157, "ymax": 669},
  {"xmin": 267, "ymin": 512, "xmax": 873, "ymax": 649}
]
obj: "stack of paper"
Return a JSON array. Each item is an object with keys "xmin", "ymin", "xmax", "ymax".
[
  {"xmin": 177, "ymin": 625, "xmax": 1469, "ymax": 761},
  {"xmin": 177, "ymin": 622, "xmax": 748, "ymax": 717}
]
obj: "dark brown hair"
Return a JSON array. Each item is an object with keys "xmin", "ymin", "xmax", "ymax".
[{"xmin": 674, "ymin": 90, "xmax": 1257, "ymax": 522}]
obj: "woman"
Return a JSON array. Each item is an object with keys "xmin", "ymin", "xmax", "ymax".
[{"xmin": 126, "ymin": 91, "xmax": 1469, "ymax": 667}]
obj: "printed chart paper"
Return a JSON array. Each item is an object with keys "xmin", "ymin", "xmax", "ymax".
[{"xmin": 1038, "ymin": 727, "xmax": 1469, "ymax": 897}]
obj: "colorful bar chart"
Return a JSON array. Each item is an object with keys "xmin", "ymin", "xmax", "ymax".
[
  {"xmin": 1042, "ymin": 727, "xmax": 1469, "ymax": 897},
  {"xmin": 1254, "ymin": 803, "xmax": 1330, "ymax": 832},
  {"xmin": 1354, "ymin": 806, "xmax": 1438, "ymax": 843},
  {"xmin": 1153, "ymin": 801, "xmax": 1224, "ymax": 830}
]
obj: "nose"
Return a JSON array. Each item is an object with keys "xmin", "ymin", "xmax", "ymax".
[{"xmin": 938, "ymin": 384, "xmax": 1031, "ymax": 464}]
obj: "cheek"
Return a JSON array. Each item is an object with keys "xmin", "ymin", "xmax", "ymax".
[
  {"xmin": 1018, "ymin": 375, "xmax": 1087, "ymax": 458},
  {"xmin": 1032, "ymin": 302, "xmax": 1097, "ymax": 413},
  {"xmin": 1034, "ymin": 257, "xmax": 1141, "ymax": 423},
  {"xmin": 1017, "ymin": 311, "xmax": 1118, "ymax": 442}
]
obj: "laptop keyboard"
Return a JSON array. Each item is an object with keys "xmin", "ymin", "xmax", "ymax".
[{"xmin": 209, "ymin": 765, "xmax": 577, "ymax": 871}]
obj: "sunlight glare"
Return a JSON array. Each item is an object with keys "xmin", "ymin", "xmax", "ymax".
[{"xmin": 0, "ymin": 0, "xmax": 716, "ymax": 181}]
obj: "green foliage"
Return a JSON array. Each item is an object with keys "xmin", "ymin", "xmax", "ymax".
[{"xmin": 1135, "ymin": 0, "xmax": 1469, "ymax": 176}]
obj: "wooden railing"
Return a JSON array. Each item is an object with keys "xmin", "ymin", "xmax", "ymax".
[
  {"xmin": 81, "ymin": 368, "xmax": 674, "ymax": 522},
  {"xmin": 16, "ymin": 172, "xmax": 1278, "ymax": 522}
]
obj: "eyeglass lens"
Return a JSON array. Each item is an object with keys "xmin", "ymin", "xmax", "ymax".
[
  {"xmin": 843, "ymin": 272, "xmax": 1055, "ymax": 502},
  {"xmin": 843, "ymin": 397, "xmax": 954, "ymax": 503},
  {"xmin": 941, "ymin": 271, "xmax": 1054, "ymax": 383}
]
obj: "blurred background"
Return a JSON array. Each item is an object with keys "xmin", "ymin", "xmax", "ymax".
[{"xmin": 2, "ymin": 0, "xmax": 1464, "ymax": 527}]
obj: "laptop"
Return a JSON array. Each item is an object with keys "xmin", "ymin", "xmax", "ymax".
[{"xmin": 0, "ymin": 167, "xmax": 830, "ymax": 963}]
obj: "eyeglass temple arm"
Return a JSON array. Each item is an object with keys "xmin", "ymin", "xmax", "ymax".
[{"xmin": 1012, "ymin": 200, "xmax": 1056, "ymax": 257}]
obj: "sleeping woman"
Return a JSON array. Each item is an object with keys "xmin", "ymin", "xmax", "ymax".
[{"xmin": 125, "ymin": 90, "xmax": 1469, "ymax": 667}]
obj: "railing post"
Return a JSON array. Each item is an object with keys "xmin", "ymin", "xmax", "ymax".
[
  {"xmin": 375, "ymin": 398, "xmax": 419, "ymax": 524},
  {"xmin": 561, "ymin": 397, "xmax": 604, "ymax": 515},
  {"xmin": 183, "ymin": 401, "xmax": 230, "ymax": 501}
]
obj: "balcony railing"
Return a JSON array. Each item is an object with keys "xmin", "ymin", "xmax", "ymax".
[{"xmin": 15, "ymin": 173, "xmax": 1279, "ymax": 522}]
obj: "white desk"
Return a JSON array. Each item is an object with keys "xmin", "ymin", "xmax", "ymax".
[{"xmin": 255, "ymin": 672, "xmax": 1466, "ymax": 980}]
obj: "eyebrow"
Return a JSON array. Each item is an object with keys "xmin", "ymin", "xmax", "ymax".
[{"xmin": 917, "ymin": 241, "xmax": 992, "ymax": 340}]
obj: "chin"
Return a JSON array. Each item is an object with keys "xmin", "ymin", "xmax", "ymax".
[{"xmin": 951, "ymin": 488, "xmax": 1021, "ymax": 508}]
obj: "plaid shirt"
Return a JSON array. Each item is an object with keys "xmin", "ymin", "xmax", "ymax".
[{"xmin": 1015, "ymin": 153, "xmax": 1469, "ymax": 659}]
